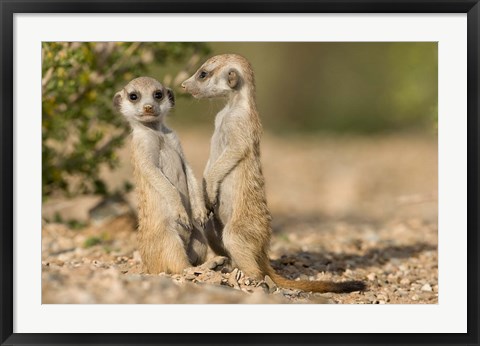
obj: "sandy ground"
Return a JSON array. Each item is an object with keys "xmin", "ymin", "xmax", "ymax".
[{"xmin": 42, "ymin": 128, "xmax": 438, "ymax": 304}]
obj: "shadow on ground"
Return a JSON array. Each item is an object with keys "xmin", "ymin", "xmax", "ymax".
[{"xmin": 271, "ymin": 242, "xmax": 437, "ymax": 277}]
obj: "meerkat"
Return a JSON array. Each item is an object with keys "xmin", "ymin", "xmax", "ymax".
[
  {"xmin": 114, "ymin": 76, "xmax": 208, "ymax": 274},
  {"xmin": 182, "ymin": 54, "xmax": 365, "ymax": 293}
]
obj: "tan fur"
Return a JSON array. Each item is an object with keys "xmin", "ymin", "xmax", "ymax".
[
  {"xmin": 114, "ymin": 77, "xmax": 207, "ymax": 274},
  {"xmin": 182, "ymin": 55, "xmax": 365, "ymax": 293}
]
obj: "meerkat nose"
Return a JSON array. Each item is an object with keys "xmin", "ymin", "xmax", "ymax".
[
  {"xmin": 181, "ymin": 81, "xmax": 186, "ymax": 89},
  {"xmin": 143, "ymin": 104, "xmax": 153, "ymax": 112}
]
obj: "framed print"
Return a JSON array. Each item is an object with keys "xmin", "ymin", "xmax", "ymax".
[{"xmin": 1, "ymin": 0, "xmax": 479, "ymax": 345}]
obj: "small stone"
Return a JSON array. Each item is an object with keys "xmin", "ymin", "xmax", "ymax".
[
  {"xmin": 281, "ymin": 289, "xmax": 297, "ymax": 296},
  {"xmin": 377, "ymin": 294, "xmax": 385, "ymax": 300},
  {"xmin": 412, "ymin": 294, "xmax": 419, "ymax": 301},
  {"xmin": 185, "ymin": 274, "xmax": 196, "ymax": 280},
  {"xmin": 421, "ymin": 283, "xmax": 432, "ymax": 292},
  {"xmin": 264, "ymin": 275, "xmax": 277, "ymax": 293},
  {"xmin": 228, "ymin": 268, "xmax": 240, "ymax": 289},
  {"xmin": 367, "ymin": 273, "xmax": 376, "ymax": 281},
  {"xmin": 51, "ymin": 259, "xmax": 65, "ymax": 266}
]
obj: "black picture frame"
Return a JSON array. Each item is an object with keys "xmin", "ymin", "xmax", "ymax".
[{"xmin": 1, "ymin": 1, "xmax": 478, "ymax": 345}]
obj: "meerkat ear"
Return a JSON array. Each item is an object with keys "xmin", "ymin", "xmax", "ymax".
[
  {"xmin": 167, "ymin": 88, "xmax": 175, "ymax": 107},
  {"xmin": 113, "ymin": 91, "xmax": 122, "ymax": 111},
  {"xmin": 227, "ymin": 69, "xmax": 239, "ymax": 89}
]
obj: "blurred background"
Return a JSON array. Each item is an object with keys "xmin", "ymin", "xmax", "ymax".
[
  {"xmin": 42, "ymin": 42, "xmax": 438, "ymax": 304},
  {"xmin": 168, "ymin": 42, "xmax": 437, "ymax": 134}
]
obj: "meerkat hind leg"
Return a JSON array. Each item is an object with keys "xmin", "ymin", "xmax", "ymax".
[
  {"xmin": 140, "ymin": 228, "xmax": 191, "ymax": 274},
  {"xmin": 204, "ymin": 216, "xmax": 230, "ymax": 257},
  {"xmin": 221, "ymin": 223, "xmax": 265, "ymax": 280}
]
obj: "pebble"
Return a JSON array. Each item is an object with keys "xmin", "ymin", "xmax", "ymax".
[
  {"xmin": 185, "ymin": 274, "xmax": 196, "ymax": 281},
  {"xmin": 281, "ymin": 289, "xmax": 298, "ymax": 296},
  {"xmin": 421, "ymin": 283, "xmax": 432, "ymax": 292},
  {"xmin": 377, "ymin": 293, "xmax": 389, "ymax": 302},
  {"xmin": 367, "ymin": 273, "xmax": 376, "ymax": 281},
  {"xmin": 227, "ymin": 269, "xmax": 241, "ymax": 289},
  {"xmin": 264, "ymin": 275, "xmax": 277, "ymax": 293}
]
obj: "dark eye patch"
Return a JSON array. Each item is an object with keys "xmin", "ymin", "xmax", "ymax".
[
  {"xmin": 153, "ymin": 90, "xmax": 163, "ymax": 100},
  {"xmin": 198, "ymin": 71, "xmax": 208, "ymax": 79},
  {"xmin": 129, "ymin": 92, "xmax": 139, "ymax": 101}
]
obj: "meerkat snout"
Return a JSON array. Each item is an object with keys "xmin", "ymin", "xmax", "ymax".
[{"xmin": 143, "ymin": 104, "xmax": 154, "ymax": 113}]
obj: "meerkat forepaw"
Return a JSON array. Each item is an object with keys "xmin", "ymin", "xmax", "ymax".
[
  {"xmin": 176, "ymin": 209, "xmax": 193, "ymax": 231},
  {"xmin": 204, "ymin": 190, "xmax": 218, "ymax": 213},
  {"xmin": 205, "ymin": 197, "xmax": 217, "ymax": 214},
  {"xmin": 202, "ymin": 179, "xmax": 217, "ymax": 211},
  {"xmin": 193, "ymin": 207, "xmax": 209, "ymax": 229}
]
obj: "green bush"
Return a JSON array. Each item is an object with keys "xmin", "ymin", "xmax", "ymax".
[{"xmin": 42, "ymin": 42, "xmax": 209, "ymax": 199}]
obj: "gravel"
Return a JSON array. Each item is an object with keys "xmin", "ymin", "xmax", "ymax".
[{"xmin": 42, "ymin": 130, "xmax": 437, "ymax": 304}]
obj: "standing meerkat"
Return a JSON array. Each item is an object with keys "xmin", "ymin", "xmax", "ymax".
[
  {"xmin": 114, "ymin": 76, "xmax": 208, "ymax": 274},
  {"xmin": 182, "ymin": 54, "xmax": 365, "ymax": 293}
]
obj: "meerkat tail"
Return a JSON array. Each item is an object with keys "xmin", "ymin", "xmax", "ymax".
[{"xmin": 265, "ymin": 267, "xmax": 366, "ymax": 293}]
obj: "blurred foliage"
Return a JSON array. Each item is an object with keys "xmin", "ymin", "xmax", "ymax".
[
  {"xmin": 83, "ymin": 236, "xmax": 102, "ymax": 248},
  {"xmin": 42, "ymin": 42, "xmax": 210, "ymax": 199}
]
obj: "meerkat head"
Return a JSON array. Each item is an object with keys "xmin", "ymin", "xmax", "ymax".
[
  {"xmin": 113, "ymin": 77, "xmax": 175, "ymax": 125},
  {"xmin": 181, "ymin": 54, "xmax": 254, "ymax": 99}
]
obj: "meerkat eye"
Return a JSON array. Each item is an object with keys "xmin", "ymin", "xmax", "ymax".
[
  {"xmin": 199, "ymin": 71, "xmax": 208, "ymax": 79},
  {"xmin": 129, "ymin": 93, "xmax": 138, "ymax": 101},
  {"xmin": 153, "ymin": 90, "xmax": 163, "ymax": 100}
]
